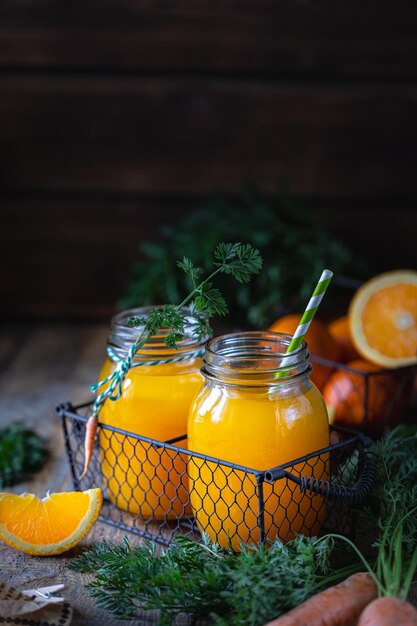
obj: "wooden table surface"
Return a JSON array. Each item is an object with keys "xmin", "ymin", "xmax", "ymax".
[
  {"xmin": 2, "ymin": 323, "xmax": 416, "ymax": 625},
  {"xmin": 0, "ymin": 322, "xmax": 167, "ymax": 626}
]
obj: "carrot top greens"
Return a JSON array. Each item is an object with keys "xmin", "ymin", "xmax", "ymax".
[
  {"xmin": 81, "ymin": 242, "xmax": 263, "ymax": 478},
  {"xmin": 121, "ymin": 191, "xmax": 363, "ymax": 328},
  {"xmin": 92, "ymin": 242, "xmax": 262, "ymax": 415},
  {"xmin": 0, "ymin": 423, "xmax": 47, "ymax": 487},
  {"xmin": 68, "ymin": 533, "xmax": 341, "ymax": 625},
  {"xmin": 329, "ymin": 426, "xmax": 417, "ymax": 601},
  {"xmin": 127, "ymin": 242, "xmax": 263, "ymax": 348},
  {"xmin": 70, "ymin": 425, "xmax": 417, "ymax": 624}
]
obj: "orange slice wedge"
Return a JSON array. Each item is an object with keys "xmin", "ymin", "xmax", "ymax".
[
  {"xmin": 349, "ymin": 270, "xmax": 417, "ymax": 368},
  {"xmin": 0, "ymin": 488, "xmax": 102, "ymax": 555}
]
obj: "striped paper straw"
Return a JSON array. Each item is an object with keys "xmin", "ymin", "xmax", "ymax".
[{"xmin": 276, "ymin": 269, "xmax": 333, "ymax": 378}]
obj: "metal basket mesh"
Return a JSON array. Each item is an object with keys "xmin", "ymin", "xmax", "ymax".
[
  {"xmin": 59, "ymin": 402, "xmax": 377, "ymax": 547},
  {"xmin": 310, "ymin": 356, "xmax": 416, "ymax": 436}
]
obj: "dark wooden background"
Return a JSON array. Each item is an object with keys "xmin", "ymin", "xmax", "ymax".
[{"xmin": 1, "ymin": 1, "xmax": 417, "ymax": 320}]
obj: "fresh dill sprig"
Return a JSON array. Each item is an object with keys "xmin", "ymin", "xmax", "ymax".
[
  {"xmin": 0, "ymin": 422, "xmax": 47, "ymax": 487},
  {"xmin": 357, "ymin": 425, "xmax": 417, "ymax": 547},
  {"xmin": 68, "ymin": 534, "xmax": 338, "ymax": 625},
  {"xmin": 127, "ymin": 242, "xmax": 262, "ymax": 349}
]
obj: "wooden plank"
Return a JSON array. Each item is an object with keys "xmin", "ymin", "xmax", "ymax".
[
  {"xmin": 1, "ymin": 76, "xmax": 417, "ymax": 197},
  {"xmin": 312, "ymin": 203, "xmax": 417, "ymax": 272},
  {"xmin": 0, "ymin": 324, "xmax": 108, "ymax": 451},
  {"xmin": 1, "ymin": 198, "xmax": 416, "ymax": 320},
  {"xmin": 0, "ymin": 325, "xmax": 32, "ymax": 374},
  {"xmin": 1, "ymin": 198, "xmax": 190, "ymax": 319},
  {"xmin": 0, "ymin": 1, "xmax": 417, "ymax": 76}
]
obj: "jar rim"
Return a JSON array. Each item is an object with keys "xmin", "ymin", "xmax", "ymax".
[
  {"xmin": 202, "ymin": 331, "xmax": 311, "ymax": 386},
  {"xmin": 108, "ymin": 305, "xmax": 210, "ymax": 360}
]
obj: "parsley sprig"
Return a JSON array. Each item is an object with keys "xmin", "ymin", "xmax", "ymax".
[{"xmin": 127, "ymin": 242, "xmax": 262, "ymax": 349}]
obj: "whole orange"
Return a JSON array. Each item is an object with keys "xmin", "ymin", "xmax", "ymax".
[
  {"xmin": 268, "ymin": 314, "xmax": 342, "ymax": 390},
  {"xmin": 328, "ymin": 316, "xmax": 360, "ymax": 363},
  {"xmin": 322, "ymin": 359, "xmax": 399, "ymax": 436}
]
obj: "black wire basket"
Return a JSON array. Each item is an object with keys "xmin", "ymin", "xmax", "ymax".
[
  {"xmin": 57, "ymin": 402, "xmax": 377, "ymax": 548},
  {"xmin": 298, "ymin": 276, "xmax": 417, "ymax": 436},
  {"xmin": 309, "ymin": 355, "xmax": 417, "ymax": 437}
]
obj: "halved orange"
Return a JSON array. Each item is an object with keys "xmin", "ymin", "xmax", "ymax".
[
  {"xmin": 349, "ymin": 270, "xmax": 417, "ymax": 368},
  {"xmin": 0, "ymin": 488, "xmax": 102, "ymax": 555}
]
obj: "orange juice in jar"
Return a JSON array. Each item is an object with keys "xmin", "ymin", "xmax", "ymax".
[
  {"xmin": 99, "ymin": 307, "xmax": 207, "ymax": 519},
  {"xmin": 188, "ymin": 332, "xmax": 329, "ymax": 549}
]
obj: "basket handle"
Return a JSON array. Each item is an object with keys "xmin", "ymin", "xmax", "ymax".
[{"xmin": 264, "ymin": 449, "xmax": 377, "ymax": 504}]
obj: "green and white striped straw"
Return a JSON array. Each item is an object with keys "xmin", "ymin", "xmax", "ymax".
[{"xmin": 276, "ymin": 269, "xmax": 333, "ymax": 378}]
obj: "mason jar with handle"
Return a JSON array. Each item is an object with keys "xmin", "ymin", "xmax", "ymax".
[{"xmin": 187, "ymin": 331, "xmax": 330, "ymax": 549}]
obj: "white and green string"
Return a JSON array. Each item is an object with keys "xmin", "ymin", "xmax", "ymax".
[
  {"xmin": 91, "ymin": 342, "xmax": 204, "ymax": 418},
  {"xmin": 80, "ymin": 331, "xmax": 204, "ymax": 478}
]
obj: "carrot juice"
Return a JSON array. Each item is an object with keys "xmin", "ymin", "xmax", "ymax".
[
  {"xmin": 98, "ymin": 307, "xmax": 206, "ymax": 519},
  {"xmin": 187, "ymin": 332, "xmax": 329, "ymax": 549}
]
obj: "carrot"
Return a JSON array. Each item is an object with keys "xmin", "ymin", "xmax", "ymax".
[
  {"xmin": 80, "ymin": 415, "xmax": 98, "ymax": 479},
  {"xmin": 265, "ymin": 573, "xmax": 377, "ymax": 626},
  {"xmin": 322, "ymin": 512, "xmax": 417, "ymax": 626},
  {"xmin": 358, "ymin": 596, "xmax": 417, "ymax": 626}
]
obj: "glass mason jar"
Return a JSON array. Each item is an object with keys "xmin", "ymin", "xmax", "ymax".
[
  {"xmin": 187, "ymin": 331, "xmax": 329, "ymax": 549},
  {"xmin": 98, "ymin": 307, "xmax": 208, "ymax": 520}
]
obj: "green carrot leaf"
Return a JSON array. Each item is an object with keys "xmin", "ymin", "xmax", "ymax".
[
  {"xmin": 177, "ymin": 257, "xmax": 203, "ymax": 288},
  {"xmin": 194, "ymin": 283, "xmax": 228, "ymax": 317},
  {"xmin": 68, "ymin": 534, "xmax": 341, "ymax": 624},
  {"xmin": 0, "ymin": 423, "xmax": 47, "ymax": 487}
]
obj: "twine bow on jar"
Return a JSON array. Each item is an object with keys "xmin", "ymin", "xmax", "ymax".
[{"xmin": 81, "ymin": 336, "xmax": 204, "ymax": 479}]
